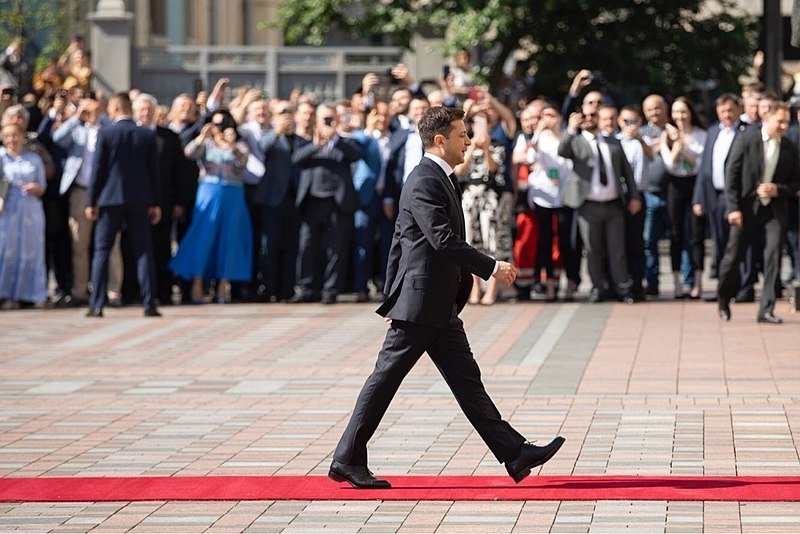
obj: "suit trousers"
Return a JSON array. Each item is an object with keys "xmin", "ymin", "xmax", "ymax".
[
  {"xmin": 334, "ymin": 315, "xmax": 526, "ymax": 467},
  {"xmin": 717, "ymin": 204, "xmax": 785, "ymax": 316},
  {"xmin": 261, "ymin": 196, "xmax": 299, "ymax": 301},
  {"xmin": 578, "ymin": 199, "xmax": 632, "ymax": 293},
  {"xmin": 625, "ymin": 196, "xmax": 646, "ymax": 295},
  {"xmin": 89, "ymin": 205, "xmax": 156, "ymax": 311},
  {"xmin": 297, "ymin": 196, "xmax": 352, "ymax": 300},
  {"xmin": 710, "ymin": 190, "xmax": 730, "ymax": 277},
  {"xmin": 121, "ymin": 214, "xmax": 173, "ymax": 305}
]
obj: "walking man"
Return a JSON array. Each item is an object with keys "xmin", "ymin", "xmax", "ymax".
[
  {"xmin": 85, "ymin": 92, "xmax": 161, "ymax": 317},
  {"xmin": 329, "ymin": 106, "xmax": 565, "ymax": 489},
  {"xmin": 717, "ymin": 101, "xmax": 800, "ymax": 323}
]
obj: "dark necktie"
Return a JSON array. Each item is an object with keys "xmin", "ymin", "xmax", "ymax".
[
  {"xmin": 596, "ymin": 138, "xmax": 608, "ymax": 186},
  {"xmin": 448, "ymin": 172, "xmax": 461, "ymax": 195}
]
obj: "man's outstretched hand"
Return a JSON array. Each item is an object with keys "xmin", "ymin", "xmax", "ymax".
[{"xmin": 492, "ymin": 261, "xmax": 518, "ymax": 287}]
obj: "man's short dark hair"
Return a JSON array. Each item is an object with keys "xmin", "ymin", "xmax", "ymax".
[
  {"xmin": 620, "ymin": 105, "xmax": 642, "ymax": 117},
  {"xmin": 111, "ymin": 92, "xmax": 132, "ymax": 114},
  {"xmin": 766, "ymin": 100, "xmax": 791, "ymax": 116},
  {"xmin": 418, "ymin": 106, "xmax": 465, "ymax": 149},
  {"xmin": 715, "ymin": 93, "xmax": 741, "ymax": 108}
]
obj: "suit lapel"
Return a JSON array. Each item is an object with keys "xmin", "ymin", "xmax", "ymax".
[{"xmin": 423, "ymin": 158, "xmax": 465, "ymax": 237}]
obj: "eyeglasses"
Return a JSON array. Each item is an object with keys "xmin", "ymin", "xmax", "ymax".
[{"xmin": 583, "ymin": 112, "xmax": 598, "ymax": 118}]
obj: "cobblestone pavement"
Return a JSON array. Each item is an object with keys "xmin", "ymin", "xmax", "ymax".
[{"xmin": 1, "ymin": 288, "xmax": 799, "ymax": 532}]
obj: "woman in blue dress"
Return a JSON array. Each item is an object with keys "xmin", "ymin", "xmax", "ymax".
[
  {"xmin": 169, "ymin": 109, "xmax": 252, "ymax": 303},
  {"xmin": 0, "ymin": 122, "xmax": 47, "ymax": 309}
]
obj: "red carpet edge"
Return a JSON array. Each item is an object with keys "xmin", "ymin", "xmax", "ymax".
[{"xmin": 2, "ymin": 475, "xmax": 800, "ymax": 502}]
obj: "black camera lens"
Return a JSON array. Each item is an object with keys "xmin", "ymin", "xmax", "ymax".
[{"xmin": 323, "ymin": 116, "xmax": 334, "ymax": 126}]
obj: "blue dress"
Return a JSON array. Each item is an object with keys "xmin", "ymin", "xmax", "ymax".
[
  {"xmin": 169, "ymin": 139, "xmax": 253, "ymax": 282},
  {"xmin": 0, "ymin": 149, "xmax": 47, "ymax": 303}
]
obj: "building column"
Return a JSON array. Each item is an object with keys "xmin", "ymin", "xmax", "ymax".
[
  {"xmin": 89, "ymin": 0, "xmax": 134, "ymax": 93},
  {"xmin": 167, "ymin": 0, "xmax": 186, "ymax": 45}
]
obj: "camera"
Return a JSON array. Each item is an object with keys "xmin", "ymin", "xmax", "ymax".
[
  {"xmin": 443, "ymin": 65, "xmax": 451, "ymax": 78},
  {"xmin": 623, "ymin": 118, "xmax": 637, "ymax": 126},
  {"xmin": 323, "ymin": 116, "xmax": 334, "ymax": 126}
]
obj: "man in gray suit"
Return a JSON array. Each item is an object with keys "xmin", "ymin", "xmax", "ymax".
[{"xmin": 559, "ymin": 105, "xmax": 642, "ymax": 303}]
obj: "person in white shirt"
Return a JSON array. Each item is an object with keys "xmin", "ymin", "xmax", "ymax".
[
  {"xmin": 526, "ymin": 102, "xmax": 579, "ymax": 301},
  {"xmin": 691, "ymin": 94, "xmax": 743, "ymax": 294}
]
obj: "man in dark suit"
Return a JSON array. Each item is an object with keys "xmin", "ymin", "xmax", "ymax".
[
  {"xmin": 256, "ymin": 101, "xmax": 308, "ymax": 302},
  {"xmin": 329, "ymin": 106, "xmax": 565, "ymax": 489},
  {"xmin": 292, "ymin": 104, "xmax": 361, "ymax": 304},
  {"xmin": 692, "ymin": 94, "xmax": 744, "ymax": 295},
  {"xmin": 85, "ymin": 92, "xmax": 161, "ymax": 317},
  {"xmin": 558, "ymin": 105, "xmax": 642, "ymax": 303},
  {"xmin": 718, "ymin": 101, "xmax": 800, "ymax": 323},
  {"xmin": 120, "ymin": 93, "xmax": 187, "ymax": 306}
]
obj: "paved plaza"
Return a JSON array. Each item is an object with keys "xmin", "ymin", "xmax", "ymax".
[{"xmin": 1, "ymin": 289, "xmax": 799, "ymax": 532}]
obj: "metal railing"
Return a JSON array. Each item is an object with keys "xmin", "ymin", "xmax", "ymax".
[{"xmin": 133, "ymin": 45, "xmax": 403, "ymax": 104}]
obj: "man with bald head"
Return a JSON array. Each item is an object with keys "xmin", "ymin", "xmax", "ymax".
[{"xmin": 640, "ymin": 94, "xmax": 670, "ymax": 296}]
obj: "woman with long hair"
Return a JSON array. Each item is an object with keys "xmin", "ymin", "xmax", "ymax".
[
  {"xmin": 660, "ymin": 97, "xmax": 707, "ymax": 299},
  {"xmin": 169, "ymin": 109, "xmax": 252, "ymax": 304}
]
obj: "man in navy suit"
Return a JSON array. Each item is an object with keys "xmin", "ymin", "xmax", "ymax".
[
  {"xmin": 85, "ymin": 92, "xmax": 161, "ymax": 317},
  {"xmin": 329, "ymin": 106, "xmax": 565, "ymax": 489},
  {"xmin": 692, "ymin": 94, "xmax": 743, "ymax": 295}
]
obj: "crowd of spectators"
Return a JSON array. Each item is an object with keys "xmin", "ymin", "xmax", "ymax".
[{"xmin": 1, "ymin": 39, "xmax": 799, "ymax": 313}]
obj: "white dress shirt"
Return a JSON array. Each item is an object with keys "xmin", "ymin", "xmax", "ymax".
[
  {"xmin": 582, "ymin": 130, "xmax": 618, "ymax": 202},
  {"xmin": 712, "ymin": 124, "xmax": 736, "ymax": 191}
]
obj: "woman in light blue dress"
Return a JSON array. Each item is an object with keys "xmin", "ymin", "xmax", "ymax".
[
  {"xmin": 0, "ymin": 122, "xmax": 47, "ymax": 308},
  {"xmin": 169, "ymin": 109, "xmax": 252, "ymax": 303}
]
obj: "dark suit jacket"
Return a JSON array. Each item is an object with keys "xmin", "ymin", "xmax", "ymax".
[
  {"xmin": 153, "ymin": 126, "xmax": 186, "ymax": 212},
  {"xmin": 725, "ymin": 127, "xmax": 800, "ymax": 224},
  {"xmin": 692, "ymin": 121, "xmax": 746, "ymax": 210},
  {"xmin": 256, "ymin": 131, "xmax": 309, "ymax": 207},
  {"xmin": 292, "ymin": 136, "xmax": 361, "ymax": 213},
  {"xmin": 557, "ymin": 131, "xmax": 640, "ymax": 209},
  {"xmin": 87, "ymin": 118, "xmax": 160, "ymax": 208},
  {"xmin": 376, "ymin": 157, "xmax": 496, "ymax": 327}
]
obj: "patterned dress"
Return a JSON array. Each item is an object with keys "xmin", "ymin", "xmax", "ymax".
[
  {"xmin": 459, "ymin": 144, "xmax": 513, "ymax": 262},
  {"xmin": 169, "ymin": 139, "xmax": 253, "ymax": 282},
  {"xmin": 0, "ymin": 149, "xmax": 47, "ymax": 303}
]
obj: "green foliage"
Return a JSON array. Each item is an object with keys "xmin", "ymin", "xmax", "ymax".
[
  {"xmin": 276, "ymin": 0, "xmax": 757, "ymax": 99},
  {"xmin": 0, "ymin": 0, "xmax": 72, "ymax": 73}
]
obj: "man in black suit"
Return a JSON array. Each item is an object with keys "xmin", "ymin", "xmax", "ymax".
[
  {"xmin": 257, "ymin": 101, "xmax": 308, "ymax": 302},
  {"xmin": 122, "ymin": 93, "xmax": 187, "ymax": 306},
  {"xmin": 291, "ymin": 104, "xmax": 361, "ymax": 304},
  {"xmin": 85, "ymin": 92, "xmax": 161, "ymax": 317},
  {"xmin": 718, "ymin": 101, "xmax": 800, "ymax": 323},
  {"xmin": 692, "ymin": 94, "xmax": 743, "ymax": 293},
  {"xmin": 329, "ymin": 106, "xmax": 565, "ymax": 489}
]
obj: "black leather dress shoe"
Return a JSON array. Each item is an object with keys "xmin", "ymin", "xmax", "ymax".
[
  {"xmin": 85, "ymin": 308, "xmax": 103, "ymax": 318},
  {"xmin": 505, "ymin": 437, "xmax": 566, "ymax": 484},
  {"xmin": 757, "ymin": 312, "xmax": 783, "ymax": 324},
  {"xmin": 328, "ymin": 461, "xmax": 391, "ymax": 489},
  {"xmin": 588, "ymin": 289, "xmax": 603, "ymax": 303},
  {"xmin": 143, "ymin": 308, "xmax": 162, "ymax": 317},
  {"xmin": 718, "ymin": 300, "xmax": 731, "ymax": 322}
]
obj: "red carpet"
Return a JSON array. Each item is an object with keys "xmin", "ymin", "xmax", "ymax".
[{"xmin": 2, "ymin": 475, "xmax": 800, "ymax": 502}]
